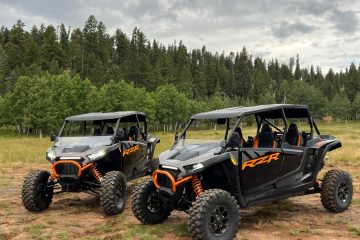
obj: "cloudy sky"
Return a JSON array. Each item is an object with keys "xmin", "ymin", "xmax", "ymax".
[{"xmin": 1, "ymin": 0, "xmax": 359, "ymax": 72}]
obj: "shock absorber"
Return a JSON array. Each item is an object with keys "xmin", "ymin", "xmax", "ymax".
[
  {"xmin": 90, "ymin": 165, "xmax": 103, "ymax": 182},
  {"xmin": 192, "ymin": 175, "xmax": 204, "ymax": 196}
]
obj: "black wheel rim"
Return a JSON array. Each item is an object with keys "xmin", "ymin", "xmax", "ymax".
[
  {"xmin": 208, "ymin": 205, "xmax": 230, "ymax": 237},
  {"xmin": 337, "ymin": 182, "xmax": 349, "ymax": 202},
  {"xmin": 146, "ymin": 191, "xmax": 162, "ymax": 213},
  {"xmin": 115, "ymin": 184, "xmax": 124, "ymax": 209}
]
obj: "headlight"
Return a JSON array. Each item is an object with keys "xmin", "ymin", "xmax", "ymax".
[
  {"xmin": 161, "ymin": 165, "xmax": 178, "ymax": 170},
  {"xmin": 191, "ymin": 163, "xmax": 204, "ymax": 171},
  {"xmin": 184, "ymin": 163, "xmax": 204, "ymax": 172},
  {"xmin": 87, "ymin": 150, "xmax": 106, "ymax": 161},
  {"xmin": 46, "ymin": 150, "xmax": 56, "ymax": 162}
]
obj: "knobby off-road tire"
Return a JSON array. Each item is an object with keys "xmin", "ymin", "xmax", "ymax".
[
  {"xmin": 321, "ymin": 169, "xmax": 353, "ymax": 212},
  {"xmin": 131, "ymin": 178, "xmax": 171, "ymax": 224},
  {"xmin": 100, "ymin": 171, "xmax": 126, "ymax": 215},
  {"xmin": 22, "ymin": 170, "xmax": 53, "ymax": 212},
  {"xmin": 188, "ymin": 189, "xmax": 240, "ymax": 240}
]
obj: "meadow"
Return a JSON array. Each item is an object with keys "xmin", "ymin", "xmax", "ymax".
[{"xmin": 0, "ymin": 122, "xmax": 359, "ymax": 239}]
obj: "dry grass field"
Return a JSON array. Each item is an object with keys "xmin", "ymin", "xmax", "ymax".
[{"xmin": 0, "ymin": 122, "xmax": 359, "ymax": 239}]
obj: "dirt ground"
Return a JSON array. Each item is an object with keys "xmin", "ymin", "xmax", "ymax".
[{"xmin": 0, "ymin": 164, "xmax": 359, "ymax": 240}]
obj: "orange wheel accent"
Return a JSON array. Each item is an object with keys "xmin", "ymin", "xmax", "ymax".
[
  {"xmin": 152, "ymin": 169, "xmax": 193, "ymax": 192},
  {"xmin": 51, "ymin": 160, "xmax": 93, "ymax": 177},
  {"xmin": 191, "ymin": 175, "xmax": 204, "ymax": 196}
]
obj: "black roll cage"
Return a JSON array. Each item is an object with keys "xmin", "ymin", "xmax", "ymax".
[
  {"xmin": 58, "ymin": 114, "xmax": 148, "ymax": 138},
  {"xmin": 173, "ymin": 106, "xmax": 320, "ymax": 150}
]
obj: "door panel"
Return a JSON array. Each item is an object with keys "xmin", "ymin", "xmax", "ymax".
[
  {"xmin": 121, "ymin": 141, "xmax": 147, "ymax": 178},
  {"xmin": 240, "ymin": 148, "xmax": 284, "ymax": 193},
  {"xmin": 276, "ymin": 146, "xmax": 307, "ymax": 187}
]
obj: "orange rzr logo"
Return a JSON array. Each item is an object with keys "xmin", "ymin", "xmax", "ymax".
[
  {"xmin": 242, "ymin": 152, "xmax": 280, "ymax": 170},
  {"xmin": 123, "ymin": 145, "xmax": 139, "ymax": 156}
]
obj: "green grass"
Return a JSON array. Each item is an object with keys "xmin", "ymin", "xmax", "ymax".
[
  {"xmin": 26, "ymin": 223, "xmax": 46, "ymax": 239},
  {"xmin": 348, "ymin": 226, "xmax": 360, "ymax": 236},
  {"xmin": 289, "ymin": 228, "xmax": 300, "ymax": 236},
  {"xmin": 119, "ymin": 223, "xmax": 190, "ymax": 239},
  {"xmin": 352, "ymin": 198, "xmax": 360, "ymax": 204},
  {"xmin": 55, "ymin": 231, "xmax": 70, "ymax": 240},
  {"xmin": 16, "ymin": 213, "xmax": 38, "ymax": 224},
  {"xmin": 324, "ymin": 216, "xmax": 348, "ymax": 225}
]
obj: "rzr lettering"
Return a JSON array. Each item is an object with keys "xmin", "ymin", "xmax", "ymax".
[
  {"xmin": 123, "ymin": 145, "xmax": 139, "ymax": 156},
  {"xmin": 242, "ymin": 152, "xmax": 280, "ymax": 170}
]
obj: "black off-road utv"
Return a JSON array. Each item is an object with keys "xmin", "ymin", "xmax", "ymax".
[
  {"xmin": 131, "ymin": 104, "xmax": 353, "ymax": 240},
  {"xmin": 22, "ymin": 111, "xmax": 160, "ymax": 215}
]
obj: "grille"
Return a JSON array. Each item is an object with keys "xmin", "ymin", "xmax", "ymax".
[
  {"xmin": 157, "ymin": 174, "xmax": 173, "ymax": 189},
  {"xmin": 157, "ymin": 168, "xmax": 181, "ymax": 189},
  {"xmin": 54, "ymin": 163, "xmax": 79, "ymax": 177}
]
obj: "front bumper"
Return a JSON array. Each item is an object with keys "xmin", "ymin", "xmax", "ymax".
[
  {"xmin": 52, "ymin": 160, "xmax": 93, "ymax": 179},
  {"xmin": 152, "ymin": 169, "xmax": 193, "ymax": 193}
]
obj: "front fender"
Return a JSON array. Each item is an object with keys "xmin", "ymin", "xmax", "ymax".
[{"xmin": 312, "ymin": 138, "xmax": 341, "ymax": 173}]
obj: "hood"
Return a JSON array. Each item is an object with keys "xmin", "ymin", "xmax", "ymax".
[
  {"xmin": 160, "ymin": 142, "xmax": 221, "ymax": 162},
  {"xmin": 50, "ymin": 136, "xmax": 113, "ymax": 157},
  {"xmin": 158, "ymin": 142, "xmax": 230, "ymax": 178}
]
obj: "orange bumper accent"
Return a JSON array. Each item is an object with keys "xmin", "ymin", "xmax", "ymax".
[
  {"xmin": 51, "ymin": 160, "xmax": 93, "ymax": 178},
  {"xmin": 152, "ymin": 169, "xmax": 193, "ymax": 192}
]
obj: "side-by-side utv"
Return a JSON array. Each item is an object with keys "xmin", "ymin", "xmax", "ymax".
[
  {"xmin": 22, "ymin": 111, "xmax": 160, "ymax": 215},
  {"xmin": 131, "ymin": 104, "xmax": 353, "ymax": 240}
]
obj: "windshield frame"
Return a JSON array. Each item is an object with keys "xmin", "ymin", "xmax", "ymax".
[
  {"xmin": 58, "ymin": 118, "xmax": 121, "ymax": 138},
  {"xmin": 172, "ymin": 118, "xmax": 236, "ymax": 149}
]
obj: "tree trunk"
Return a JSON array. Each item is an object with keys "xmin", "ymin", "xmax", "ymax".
[{"xmin": 16, "ymin": 125, "xmax": 21, "ymax": 134}]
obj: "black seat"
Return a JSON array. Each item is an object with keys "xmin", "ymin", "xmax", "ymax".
[
  {"xmin": 254, "ymin": 124, "xmax": 276, "ymax": 148},
  {"xmin": 234, "ymin": 127, "xmax": 246, "ymax": 147},
  {"xmin": 116, "ymin": 128, "xmax": 125, "ymax": 140},
  {"xmin": 128, "ymin": 126, "xmax": 138, "ymax": 141},
  {"xmin": 93, "ymin": 128, "xmax": 101, "ymax": 136},
  {"xmin": 285, "ymin": 123, "xmax": 301, "ymax": 146},
  {"xmin": 105, "ymin": 126, "xmax": 114, "ymax": 135},
  {"xmin": 228, "ymin": 132, "xmax": 241, "ymax": 149}
]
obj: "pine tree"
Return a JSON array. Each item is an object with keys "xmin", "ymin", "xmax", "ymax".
[
  {"xmin": 114, "ymin": 29, "xmax": 130, "ymax": 66},
  {"xmin": 294, "ymin": 54, "xmax": 301, "ymax": 80},
  {"xmin": 59, "ymin": 23, "xmax": 70, "ymax": 68},
  {"xmin": 309, "ymin": 65, "xmax": 315, "ymax": 85},
  {"xmin": 253, "ymin": 57, "xmax": 271, "ymax": 103},
  {"xmin": 0, "ymin": 45, "xmax": 8, "ymax": 95},
  {"xmin": 173, "ymin": 41, "xmax": 193, "ymax": 98},
  {"xmin": 322, "ymin": 68, "xmax": 340, "ymax": 100},
  {"xmin": 345, "ymin": 63, "xmax": 360, "ymax": 102},
  {"xmin": 5, "ymin": 20, "xmax": 26, "ymax": 70},
  {"xmin": 191, "ymin": 49, "xmax": 207, "ymax": 99},
  {"xmin": 69, "ymin": 28, "xmax": 83, "ymax": 76},
  {"xmin": 24, "ymin": 26, "xmax": 41, "ymax": 67},
  {"xmin": 234, "ymin": 47, "xmax": 253, "ymax": 99},
  {"xmin": 40, "ymin": 25, "xmax": 61, "ymax": 73}
]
